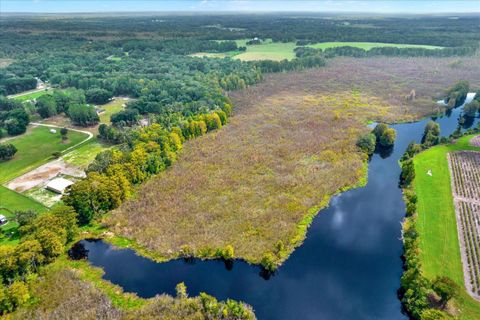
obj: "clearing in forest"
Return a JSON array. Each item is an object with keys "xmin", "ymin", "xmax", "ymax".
[
  {"xmin": 107, "ymin": 56, "xmax": 480, "ymax": 265},
  {"xmin": 0, "ymin": 125, "xmax": 89, "ymax": 184},
  {"xmin": 448, "ymin": 151, "xmax": 480, "ymax": 300}
]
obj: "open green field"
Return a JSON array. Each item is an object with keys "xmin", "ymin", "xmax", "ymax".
[
  {"xmin": 12, "ymin": 89, "xmax": 50, "ymax": 102},
  {"xmin": 196, "ymin": 39, "xmax": 444, "ymax": 61},
  {"xmin": 233, "ymin": 39, "xmax": 297, "ymax": 61},
  {"xmin": 413, "ymin": 135, "xmax": 480, "ymax": 319},
  {"xmin": 0, "ymin": 126, "xmax": 88, "ymax": 183},
  {"xmin": 0, "ymin": 185, "xmax": 47, "ymax": 245},
  {"xmin": 98, "ymin": 98, "xmax": 128, "ymax": 124},
  {"xmin": 308, "ymin": 41, "xmax": 443, "ymax": 50},
  {"xmin": 62, "ymin": 138, "xmax": 111, "ymax": 168}
]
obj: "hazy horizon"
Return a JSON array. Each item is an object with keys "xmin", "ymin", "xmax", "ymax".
[{"xmin": 2, "ymin": 0, "xmax": 479, "ymax": 14}]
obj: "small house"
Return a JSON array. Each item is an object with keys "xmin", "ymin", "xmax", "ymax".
[
  {"xmin": 46, "ymin": 177, "xmax": 74, "ymax": 194},
  {"xmin": 0, "ymin": 215, "xmax": 7, "ymax": 225}
]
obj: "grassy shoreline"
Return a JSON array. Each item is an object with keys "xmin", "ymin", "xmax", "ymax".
[{"xmin": 411, "ymin": 135, "xmax": 480, "ymax": 319}]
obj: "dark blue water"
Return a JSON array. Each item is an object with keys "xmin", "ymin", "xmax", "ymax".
[{"xmin": 74, "ymin": 94, "xmax": 479, "ymax": 320}]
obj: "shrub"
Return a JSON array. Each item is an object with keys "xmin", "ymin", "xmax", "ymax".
[
  {"xmin": 260, "ymin": 252, "xmax": 277, "ymax": 272},
  {"xmin": 356, "ymin": 133, "xmax": 376, "ymax": 155},
  {"xmin": 0, "ymin": 143, "xmax": 17, "ymax": 161},
  {"xmin": 400, "ymin": 160, "xmax": 415, "ymax": 187}
]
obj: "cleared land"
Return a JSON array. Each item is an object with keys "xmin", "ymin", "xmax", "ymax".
[
  {"xmin": 233, "ymin": 39, "xmax": 297, "ymax": 61},
  {"xmin": 107, "ymin": 56, "xmax": 480, "ymax": 265},
  {"xmin": 0, "ymin": 125, "xmax": 88, "ymax": 184},
  {"xmin": 308, "ymin": 41, "xmax": 443, "ymax": 50},
  {"xmin": 197, "ymin": 40, "xmax": 443, "ymax": 61},
  {"xmin": 0, "ymin": 186, "xmax": 47, "ymax": 244},
  {"xmin": 448, "ymin": 151, "xmax": 480, "ymax": 299},
  {"xmin": 414, "ymin": 136, "xmax": 480, "ymax": 319},
  {"xmin": 12, "ymin": 89, "xmax": 50, "ymax": 102},
  {"xmin": 98, "ymin": 97, "xmax": 129, "ymax": 124}
]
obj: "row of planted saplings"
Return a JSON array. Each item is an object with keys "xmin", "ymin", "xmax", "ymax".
[
  {"xmin": 459, "ymin": 201, "xmax": 480, "ymax": 294},
  {"xmin": 450, "ymin": 152, "xmax": 480, "ymax": 201}
]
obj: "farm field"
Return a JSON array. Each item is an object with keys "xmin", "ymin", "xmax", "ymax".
[
  {"xmin": 413, "ymin": 135, "xmax": 480, "ymax": 318},
  {"xmin": 0, "ymin": 125, "xmax": 88, "ymax": 183},
  {"xmin": 198, "ymin": 39, "xmax": 444, "ymax": 61},
  {"xmin": 62, "ymin": 138, "xmax": 111, "ymax": 169},
  {"xmin": 233, "ymin": 39, "xmax": 297, "ymax": 61},
  {"xmin": 106, "ymin": 56, "xmax": 480, "ymax": 265},
  {"xmin": 448, "ymin": 150, "xmax": 480, "ymax": 299},
  {"xmin": 308, "ymin": 41, "xmax": 443, "ymax": 50}
]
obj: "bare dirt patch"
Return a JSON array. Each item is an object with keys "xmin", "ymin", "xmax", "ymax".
[
  {"xmin": 448, "ymin": 151, "xmax": 480, "ymax": 300},
  {"xmin": 6, "ymin": 158, "xmax": 85, "ymax": 193}
]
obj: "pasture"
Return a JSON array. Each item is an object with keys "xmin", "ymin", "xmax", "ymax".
[
  {"xmin": 0, "ymin": 125, "xmax": 88, "ymax": 183},
  {"xmin": 12, "ymin": 89, "xmax": 50, "ymax": 102},
  {"xmin": 106, "ymin": 56, "xmax": 480, "ymax": 265},
  {"xmin": 98, "ymin": 98, "xmax": 128, "ymax": 124},
  {"xmin": 0, "ymin": 185, "xmax": 47, "ymax": 244},
  {"xmin": 233, "ymin": 39, "xmax": 297, "ymax": 61},
  {"xmin": 197, "ymin": 39, "xmax": 444, "ymax": 61},
  {"xmin": 413, "ymin": 135, "xmax": 480, "ymax": 318}
]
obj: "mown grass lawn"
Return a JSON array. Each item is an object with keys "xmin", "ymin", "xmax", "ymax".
[
  {"xmin": 308, "ymin": 41, "xmax": 443, "ymax": 50},
  {"xmin": 413, "ymin": 135, "xmax": 480, "ymax": 319},
  {"xmin": 12, "ymin": 89, "xmax": 51, "ymax": 102},
  {"xmin": 0, "ymin": 185, "xmax": 47, "ymax": 245},
  {"xmin": 0, "ymin": 126, "xmax": 88, "ymax": 183},
  {"xmin": 98, "ymin": 98, "xmax": 127, "ymax": 124}
]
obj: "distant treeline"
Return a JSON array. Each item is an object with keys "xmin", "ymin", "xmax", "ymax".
[
  {"xmin": 2, "ymin": 14, "xmax": 479, "ymax": 48},
  {"xmin": 295, "ymin": 45, "xmax": 477, "ymax": 59}
]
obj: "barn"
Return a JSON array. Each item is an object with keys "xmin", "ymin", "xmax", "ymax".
[{"xmin": 46, "ymin": 177, "xmax": 74, "ymax": 194}]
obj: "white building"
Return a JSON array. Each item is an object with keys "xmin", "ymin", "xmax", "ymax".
[
  {"xmin": 0, "ymin": 215, "xmax": 7, "ymax": 225},
  {"xmin": 46, "ymin": 177, "xmax": 74, "ymax": 194}
]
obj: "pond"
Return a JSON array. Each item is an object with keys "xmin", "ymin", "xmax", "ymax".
[{"xmin": 71, "ymin": 94, "xmax": 478, "ymax": 320}]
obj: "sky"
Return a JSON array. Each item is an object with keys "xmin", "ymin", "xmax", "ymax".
[{"xmin": 1, "ymin": 1, "xmax": 479, "ymax": 14}]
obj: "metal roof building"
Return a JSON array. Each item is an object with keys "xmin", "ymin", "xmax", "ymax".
[{"xmin": 45, "ymin": 177, "xmax": 74, "ymax": 194}]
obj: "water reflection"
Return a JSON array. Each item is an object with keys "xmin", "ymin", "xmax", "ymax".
[{"xmin": 72, "ymin": 94, "xmax": 478, "ymax": 320}]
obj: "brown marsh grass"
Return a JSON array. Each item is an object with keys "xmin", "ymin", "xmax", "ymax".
[{"xmin": 106, "ymin": 56, "xmax": 480, "ymax": 264}]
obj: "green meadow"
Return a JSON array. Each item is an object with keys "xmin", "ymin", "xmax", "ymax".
[
  {"xmin": 0, "ymin": 126, "xmax": 88, "ymax": 183},
  {"xmin": 197, "ymin": 39, "xmax": 444, "ymax": 61}
]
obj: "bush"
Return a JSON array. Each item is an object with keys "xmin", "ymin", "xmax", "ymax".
[
  {"xmin": 372, "ymin": 123, "xmax": 396, "ymax": 147},
  {"xmin": 401, "ymin": 160, "xmax": 415, "ymax": 187},
  {"xmin": 260, "ymin": 252, "xmax": 277, "ymax": 272},
  {"xmin": 463, "ymin": 100, "xmax": 479, "ymax": 118},
  {"xmin": 0, "ymin": 143, "xmax": 17, "ymax": 161},
  {"xmin": 356, "ymin": 133, "xmax": 376, "ymax": 155}
]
